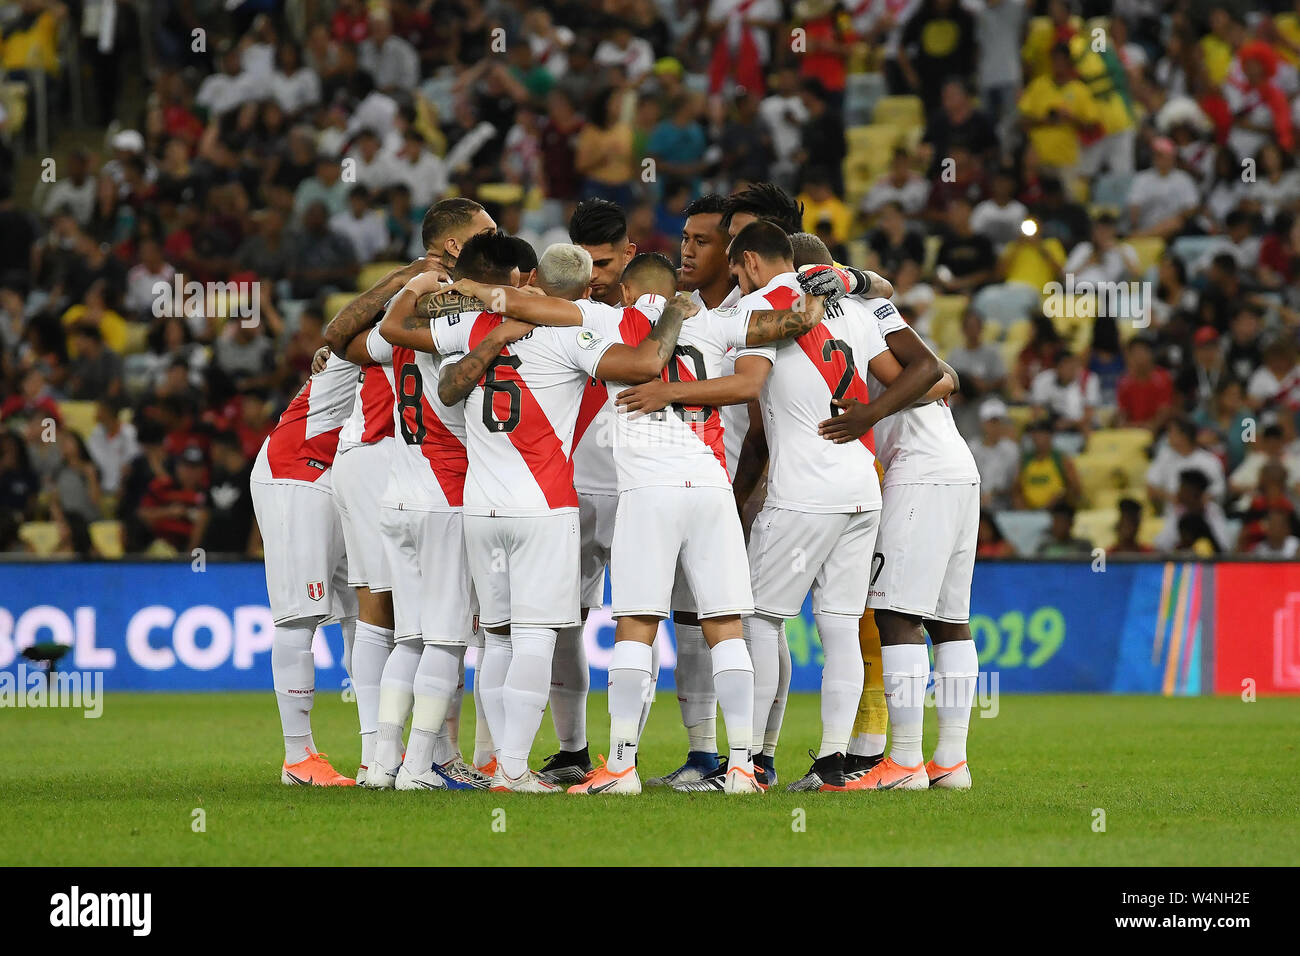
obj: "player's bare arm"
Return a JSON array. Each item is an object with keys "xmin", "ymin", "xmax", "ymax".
[
  {"xmin": 616, "ymin": 353, "xmax": 772, "ymax": 415},
  {"xmin": 732, "ymin": 400, "xmax": 769, "ymax": 513},
  {"xmin": 595, "ymin": 291, "xmax": 696, "ymax": 384},
  {"xmin": 324, "ymin": 257, "xmax": 444, "ymax": 353},
  {"xmin": 742, "ymin": 295, "xmax": 828, "ymax": 346},
  {"xmin": 378, "ymin": 277, "xmax": 444, "ymax": 354},
  {"xmin": 869, "ymin": 329, "xmax": 959, "ymax": 403},
  {"xmin": 429, "ymin": 278, "xmax": 584, "ymax": 327},
  {"xmin": 818, "ymin": 335, "xmax": 943, "ymax": 444},
  {"xmin": 436, "ymin": 319, "xmax": 534, "ymax": 406}
]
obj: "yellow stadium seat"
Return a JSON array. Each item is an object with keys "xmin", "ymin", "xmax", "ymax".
[
  {"xmin": 145, "ymin": 538, "xmax": 179, "ymax": 559},
  {"xmin": 1089, "ymin": 486, "xmax": 1138, "ymax": 511},
  {"xmin": 121, "ymin": 321, "xmax": 149, "ymax": 355},
  {"xmin": 846, "ymin": 123, "xmax": 898, "ymax": 156},
  {"xmin": 19, "ymin": 522, "xmax": 60, "ymax": 556},
  {"xmin": 1004, "ymin": 404, "xmax": 1035, "ymax": 436},
  {"xmin": 928, "ymin": 295, "xmax": 969, "ymax": 354},
  {"xmin": 922, "ymin": 234, "xmax": 943, "ymax": 275},
  {"xmin": 1086, "ymin": 427, "xmax": 1152, "ymax": 458},
  {"xmin": 1138, "ymin": 515, "xmax": 1164, "ymax": 547},
  {"xmin": 846, "ymin": 239, "xmax": 869, "ymax": 269},
  {"xmin": 872, "ymin": 95, "xmax": 924, "ymax": 129},
  {"xmin": 1073, "ymin": 451, "xmax": 1147, "ymax": 506},
  {"xmin": 1072, "ymin": 507, "xmax": 1118, "ymax": 550},
  {"xmin": 478, "ymin": 183, "xmax": 525, "ymax": 206},
  {"xmin": 89, "ymin": 521, "xmax": 124, "ymax": 559},
  {"xmin": 59, "ymin": 401, "xmax": 98, "ymax": 440},
  {"xmin": 1126, "ymin": 237, "xmax": 1165, "ymax": 273},
  {"xmin": 357, "ymin": 261, "xmax": 405, "ymax": 292}
]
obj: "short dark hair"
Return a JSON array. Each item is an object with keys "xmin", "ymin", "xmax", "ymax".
[
  {"xmin": 1118, "ymin": 497, "xmax": 1143, "ymax": 519},
  {"xmin": 569, "ymin": 198, "xmax": 628, "ymax": 247},
  {"xmin": 508, "ymin": 235, "xmax": 538, "ymax": 274},
  {"xmin": 620, "ymin": 252, "xmax": 677, "ymax": 292},
  {"xmin": 1177, "ymin": 468, "xmax": 1210, "ymax": 493},
  {"xmin": 789, "ymin": 232, "xmax": 833, "ymax": 269},
  {"xmin": 727, "ymin": 220, "xmax": 794, "ymax": 265},
  {"xmin": 454, "ymin": 232, "xmax": 519, "ymax": 285},
  {"xmin": 722, "ymin": 182, "xmax": 804, "ymax": 235},
  {"xmin": 421, "ymin": 197, "xmax": 485, "ymax": 251},
  {"xmin": 682, "ymin": 194, "xmax": 728, "ymax": 220}
]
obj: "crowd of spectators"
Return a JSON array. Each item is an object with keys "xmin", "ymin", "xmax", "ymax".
[{"xmin": 1, "ymin": 0, "xmax": 1298, "ymax": 560}]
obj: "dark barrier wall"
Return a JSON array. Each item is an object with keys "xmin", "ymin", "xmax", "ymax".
[{"xmin": 0, "ymin": 560, "xmax": 1296, "ymax": 694}]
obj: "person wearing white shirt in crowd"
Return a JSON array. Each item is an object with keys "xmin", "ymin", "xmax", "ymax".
[
  {"xmin": 1030, "ymin": 352, "xmax": 1101, "ymax": 432},
  {"xmin": 330, "ymin": 187, "xmax": 389, "ymax": 264},
  {"xmin": 970, "ymin": 167, "xmax": 1029, "ymax": 251},
  {"xmin": 123, "ymin": 238, "xmax": 176, "ymax": 319},
  {"xmin": 758, "ymin": 67, "xmax": 809, "ymax": 183},
  {"xmin": 1228, "ymin": 422, "xmax": 1300, "ymax": 497},
  {"xmin": 862, "ymin": 147, "xmax": 931, "ymax": 216},
  {"xmin": 86, "ymin": 400, "xmax": 139, "ymax": 496},
  {"xmin": 240, "ymin": 15, "xmax": 277, "ymax": 80},
  {"xmin": 971, "ymin": 0, "xmax": 1026, "ymax": 133},
  {"xmin": 1246, "ymin": 340, "xmax": 1300, "ymax": 412},
  {"xmin": 970, "ymin": 398, "xmax": 1021, "ymax": 510},
  {"xmin": 1063, "ymin": 212, "xmax": 1140, "ymax": 287},
  {"xmin": 845, "ymin": 0, "xmax": 920, "ymax": 91},
  {"xmin": 270, "ymin": 41, "xmax": 321, "ymax": 116},
  {"xmin": 1146, "ymin": 417, "xmax": 1227, "ymax": 508},
  {"xmin": 358, "ymin": 9, "xmax": 421, "ymax": 93},
  {"xmin": 525, "ymin": 8, "xmax": 574, "ymax": 78},
  {"xmin": 593, "ymin": 20, "xmax": 656, "ymax": 83},
  {"xmin": 1127, "ymin": 137, "xmax": 1200, "ymax": 238},
  {"xmin": 1252, "ymin": 508, "xmax": 1300, "ymax": 558},
  {"xmin": 41, "ymin": 149, "xmax": 97, "ymax": 226},
  {"xmin": 345, "ymin": 129, "xmax": 402, "ymax": 195},
  {"xmin": 195, "ymin": 45, "xmax": 260, "ymax": 118}
]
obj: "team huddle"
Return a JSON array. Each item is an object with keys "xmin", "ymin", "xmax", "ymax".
[{"xmin": 250, "ymin": 182, "xmax": 982, "ymax": 795}]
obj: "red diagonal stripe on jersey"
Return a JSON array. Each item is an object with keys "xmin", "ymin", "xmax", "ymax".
[
  {"xmin": 360, "ymin": 363, "xmax": 396, "ymax": 443},
  {"xmin": 492, "ymin": 345, "xmax": 579, "ymax": 509},
  {"xmin": 573, "ymin": 379, "xmax": 606, "ymax": 449},
  {"xmin": 393, "ymin": 345, "xmax": 467, "ymax": 505},
  {"xmin": 763, "ymin": 284, "xmax": 801, "ymax": 310},
  {"xmin": 794, "ymin": 323, "xmax": 876, "ymax": 454},
  {"xmin": 267, "ymin": 379, "xmax": 340, "ymax": 481},
  {"xmin": 668, "ymin": 348, "xmax": 729, "ymax": 476}
]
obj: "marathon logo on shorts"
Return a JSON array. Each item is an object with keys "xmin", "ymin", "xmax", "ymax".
[{"xmin": 306, "ymin": 581, "xmax": 325, "ymax": 601}]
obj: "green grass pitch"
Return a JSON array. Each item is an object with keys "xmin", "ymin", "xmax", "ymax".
[{"xmin": 2, "ymin": 692, "xmax": 1297, "ymax": 866}]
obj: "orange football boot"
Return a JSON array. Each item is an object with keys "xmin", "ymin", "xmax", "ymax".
[
  {"xmin": 844, "ymin": 756, "xmax": 929, "ymax": 791},
  {"xmin": 281, "ymin": 752, "xmax": 357, "ymax": 786}
]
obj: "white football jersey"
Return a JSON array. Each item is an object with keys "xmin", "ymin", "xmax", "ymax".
[
  {"xmin": 433, "ymin": 310, "xmax": 613, "ymax": 516},
  {"xmin": 338, "ymin": 359, "xmax": 396, "ymax": 451},
  {"xmin": 262, "ymin": 352, "xmax": 357, "ymax": 482},
  {"xmin": 369, "ymin": 326, "xmax": 468, "ymax": 511},
  {"xmin": 690, "ymin": 285, "xmax": 750, "ymax": 481},
  {"xmin": 577, "ymin": 293, "xmax": 749, "ymax": 492},
  {"xmin": 865, "ymin": 297, "xmax": 981, "ymax": 487},
  {"xmin": 736, "ymin": 273, "xmax": 889, "ymax": 513}
]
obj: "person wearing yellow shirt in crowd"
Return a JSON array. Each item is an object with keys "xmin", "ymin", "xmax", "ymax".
[
  {"xmin": 997, "ymin": 223, "xmax": 1066, "ymax": 293},
  {"xmin": 1020, "ymin": 1, "xmax": 1083, "ymax": 81},
  {"xmin": 1018, "ymin": 45, "xmax": 1100, "ymax": 178},
  {"xmin": 574, "ymin": 86, "xmax": 637, "ymax": 208},
  {"xmin": 1068, "ymin": 29, "xmax": 1137, "ymax": 176},
  {"xmin": 0, "ymin": 0, "xmax": 63, "ymax": 75},
  {"xmin": 1014, "ymin": 418, "xmax": 1081, "ymax": 510},
  {"xmin": 1200, "ymin": 6, "xmax": 1244, "ymax": 87},
  {"xmin": 61, "ymin": 280, "xmax": 128, "ymax": 358},
  {"xmin": 1276, "ymin": 0, "xmax": 1300, "ymax": 67},
  {"xmin": 798, "ymin": 169, "xmax": 853, "ymax": 245}
]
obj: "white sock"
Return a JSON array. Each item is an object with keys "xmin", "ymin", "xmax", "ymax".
[
  {"xmin": 478, "ymin": 632, "xmax": 512, "ymax": 765},
  {"xmin": 710, "ymin": 637, "xmax": 754, "ymax": 775},
  {"xmin": 849, "ymin": 732, "xmax": 887, "ymax": 757},
  {"xmin": 550, "ymin": 623, "xmax": 589, "ymax": 752},
  {"xmin": 374, "ymin": 641, "xmax": 421, "ymax": 774},
  {"xmin": 674, "ymin": 622, "xmax": 716, "ymax": 753},
  {"xmin": 932, "ymin": 640, "xmax": 978, "ymax": 767},
  {"xmin": 500, "ymin": 626, "xmax": 557, "ymax": 779},
  {"xmin": 472, "ymin": 649, "xmax": 495, "ymax": 766},
  {"xmin": 743, "ymin": 614, "xmax": 781, "ymax": 752},
  {"xmin": 352, "ymin": 621, "xmax": 394, "ymax": 769},
  {"xmin": 763, "ymin": 621, "xmax": 791, "ymax": 757},
  {"xmin": 607, "ymin": 640, "xmax": 652, "ymax": 772},
  {"xmin": 404, "ymin": 644, "xmax": 464, "ymax": 773},
  {"xmin": 442, "ymin": 654, "xmax": 465, "ymax": 755},
  {"xmin": 815, "ymin": 613, "xmax": 864, "ymax": 757},
  {"xmin": 273, "ymin": 620, "xmax": 319, "ymax": 764},
  {"xmin": 637, "ymin": 635, "xmax": 660, "ymax": 739},
  {"xmin": 882, "ymin": 644, "xmax": 929, "ymax": 768},
  {"xmin": 339, "ymin": 616, "xmax": 357, "ymax": 682}
]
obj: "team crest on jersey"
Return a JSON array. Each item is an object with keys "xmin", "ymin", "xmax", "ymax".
[
  {"xmin": 714, "ymin": 307, "xmax": 739, "ymax": 317},
  {"xmin": 306, "ymin": 581, "xmax": 325, "ymax": 601},
  {"xmin": 576, "ymin": 329, "xmax": 602, "ymax": 350}
]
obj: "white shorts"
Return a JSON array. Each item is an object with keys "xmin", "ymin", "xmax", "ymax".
[
  {"xmin": 251, "ymin": 477, "xmax": 356, "ymax": 625},
  {"xmin": 464, "ymin": 511, "xmax": 581, "ymax": 629},
  {"xmin": 578, "ymin": 492, "xmax": 617, "ymax": 609},
  {"xmin": 333, "ymin": 438, "xmax": 394, "ymax": 591},
  {"xmin": 748, "ymin": 506, "xmax": 879, "ymax": 619},
  {"xmin": 610, "ymin": 485, "xmax": 753, "ymax": 620},
  {"xmin": 379, "ymin": 505, "xmax": 478, "ymax": 645},
  {"xmin": 868, "ymin": 482, "xmax": 979, "ymax": 624}
]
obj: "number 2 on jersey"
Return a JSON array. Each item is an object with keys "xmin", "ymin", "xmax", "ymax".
[{"xmin": 822, "ymin": 338, "xmax": 856, "ymax": 417}]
